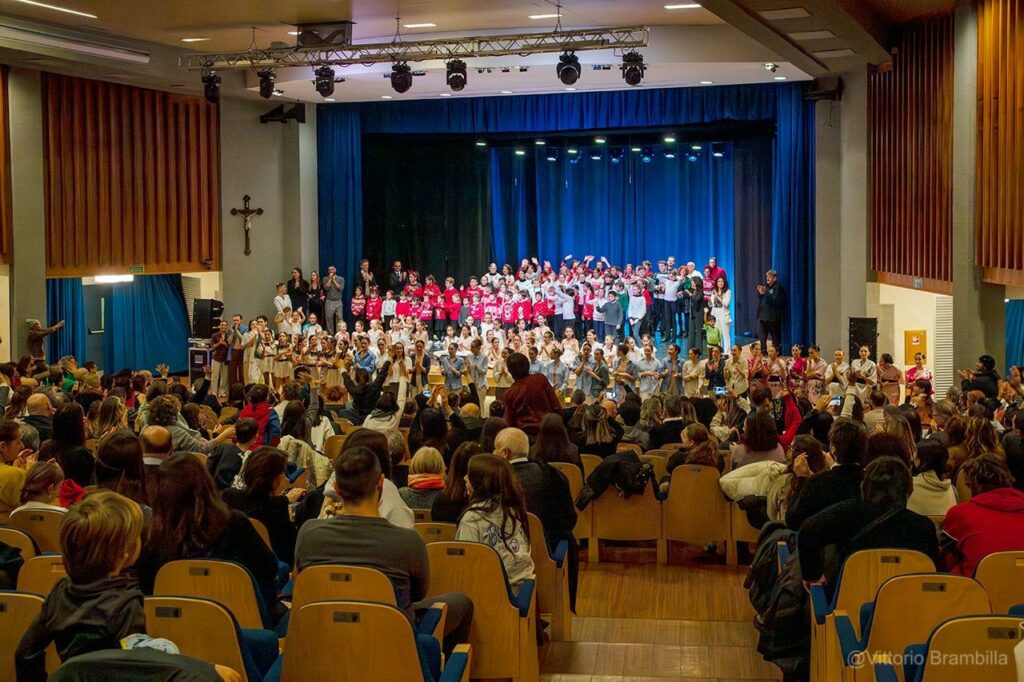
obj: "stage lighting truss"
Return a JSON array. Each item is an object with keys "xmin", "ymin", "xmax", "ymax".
[{"xmin": 178, "ymin": 26, "xmax": 649, "ymax": 72}]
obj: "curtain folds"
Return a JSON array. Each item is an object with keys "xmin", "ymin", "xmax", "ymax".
[
  {"xmin": 104, "ymin": 274, "xmax": 190, "ymax": 374},
  {"xmin": 45, "ymin": 277, "xmax": 87, "ymax": 362},
  {"xmin": 1007, "ymin": 300, "xmax": 1024, "ymax": 372}
]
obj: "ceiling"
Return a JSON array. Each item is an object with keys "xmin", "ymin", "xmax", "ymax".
[{"xmin": 860, "ymin": 0, "xmax": 957, "ymax": 24}]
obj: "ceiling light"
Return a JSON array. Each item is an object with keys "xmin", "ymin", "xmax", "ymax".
[
  {"xmin": 663, "ymin": 134, "xmax": 676, "ymax": 143},
  {"xmin": 94, "ymin": 274, "xmax": 134, "ymax": 283},
  {"xmin": 760, "ymin": 7, "xmax": 810, "ymax": 20},
  {"xmin": 535, "ymin": 139, "xmax": 546, "ymax": 145},
  {"xmin": 687, "ymin": 154, "xmax": 698, "ymax": 162},
  {"xmin": 664, "ymin": 152, "xmax": 676, "ymax": 159},
  {"xmin": 789, "ymin": 30, "xmax": 835, "ymax": 41},
  {"xmin": 631, "ymin": 146, "xmax": 642, "ymax": 152},
  {"xmin": 622, "ymin": 51, "xmax": 645, "ymax": 86},
  {"xmin": 546, "ymin": 150, "xmax": 558, "ymax": 162},
  {"xmin": 403, "ymin": 22, "xmax": 437, "ymax": 28},
  {"xmin": 529, "ymin": 13, "xmax": 562, "ymax": 19},
  {"xmin": 641, "ymin": 147, "xmax": 653, "ymax": 163},
  {"xmin": 314, "ymin": 65, "xmax": 335, "ymax": 97},
  {"xmin": 501, "ymin": 90, "xmax": 513, "ymax": 94},
  {"xmin": 440, "ymin": 92, "xmax": 451, "ymax": 97},
  {"xmin": 323, "ymin": 98, "xmax": 335, "ymax": 102},
  {"xmin": 201, "ymin": 71, "xmax": 221, "ymax": 104},
  {"xmin": 391, "ymin": 62, "xmax": 413, "ymax": 93},
  {"xmin": 258, "ymin": 69, "xmax": 276, "ymax": 99},
  {"xmin": 590, "ymin": 153, "xmax": 602, "ymax": 160},
  {"xmin": 664, "ymin": 3, "xmax": 701, "ymax": 8},
  {"xmin": 475, "ymin": 140, "xmax": 487, "ymax": 147},
  {"xmin": 557, "ymin": 51, "xmax": 581, "ymax": 86},
  {"xmin": 515, "ymin": 148, "xmax": 526, "ymax": 156},
  {"xmin": 691, "ymin": 144, "xmax": 702, "ymax": 150},
  {"xmin": 764, "ymin": 62, "xmax": 778, "ymax": 73},
  {"xmin": 11, "ymin": 0, "xmax": 96, "ymax": 19},
  {"xmin": 564, "ymin": 87, "xmax": 576, "ymax": 91},
  {"xmin": 813, "ymin": 48, "xmax": 856, "ymax": 59},
  {"xmin": 594, "ymin": 136, "xmax": 606, "ymax": 144},
  {"xmin": 699, "ymin": 80, "xmax": 713, "ymax": 85},
  {"xmin": 774, "ymin": 76, "xmax": 787, "ymax": 80},
  {"xmin": 712, "ymin": 142, "xmax": 726, "ymax": 158},
  {"xmin": 609, "ymin": 148, "xmax": 623, "ymax": 164},
  {"xmin": 446, "ymin": 58, "xmax": 467, "ymax": 91},
  {"xmin": 567, "ymin": 148, "xmax": 579, "ymax": 155},
  {"xmin": 272, "ymin": 89, "xmax": 283, "ymax": 97},
  {"xmin": 381, "ymin": 95, "xmax": 393, "ymax": 99},
  {"xmin": 181, "ymin": 38, "xmax": 210, "ymax": 43}
]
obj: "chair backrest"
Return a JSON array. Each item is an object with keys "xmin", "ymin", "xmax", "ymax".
[
  {"xmin": 660, "ymin": 442, "xmax": 685, "ymax": 451},
  {"xmin": 413, "ymin": 508, "xmax": 432, "ymax": 523},
  {"xmin": 974, "ymin": 551, "xmax": 1024, "ymax": 614},
  {"xmin": 954, "ymin": 469, "xmax": 971, "ymax": 502},
  {"xmin": 616, "ymin": 443, "xmax": 643, "ymax": 457},
  {"xmin": 0, "ymin": 526, "xmax": 38, "ymax": 561},
  {"xmin": 324, "ymin": 434, "xmax": 348, "ymax": 463},
  {"xmin": 415, "ymin": 523, "xmax": 457, "ymax": 544},
  {"xmin": 143, "ymin": 597, "xmax": 248, "ymax": 681},
  {"xmin": 917, "ymin": 615, "xmax": 1023, "ymax": 682},
  {"xmin": 640, "ymin": 454, "xmax": 668, "ymax": 482},
  {"xmin": 0, "ymin": 591, "xmax": 44, "ymax": 679},
  {"xmin": 281, "ymin": 601, "xmax": 426, "ymax": 682},
  {"xmin": 335, "ymin": 417, "xmax": 357, "ymax": 435},
  {"xmin": 581, "ymin": 454, "xmax": 602, "ymax": 479},
  {"xmin": 834, "ymin": 549, "xmax": 937, "ymax": 635},
  {"xmin": 153, "ymin": 559, "xmax": 265, "ymax": 629},
  {"xmin": 291, "ymin": 565, "xmax": 397, "ymax": 611},
  {"xmin": 644, "ymin": 449, "xmax": 673, "ymax": 459},
  {"xmin": 248, "ymin": 518, "xmax": 272, "ymax": 550},
  {"xmin": 661, "ymin": 465, "xmax": 730, "ymax": 545},
  {"xmin": 8, "ymin": 509, "xmax": 65, "ymax": 553},
  {"xmin": 864, "ymin": 574, "xmax": 991, "ymax": 657},
  {"xmin": 17, "ymin": 555, "xmax": 67, "ymax": 595},
  {"xmin": 591, "ymin": 482, "xmax": 661, "ymax": 542},
  {"xmin": 549, "ymin": 463, "xmax": 583, "ymax": 501},
  {"xmin": 219, "ymin": 406, "xmax": 240, "ymax": 422}
]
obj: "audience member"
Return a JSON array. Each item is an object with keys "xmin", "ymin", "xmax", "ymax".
[
  {"xmin": 907, "ymin": 439, "xmax": 957, "ymax": 516},
  {"xmin": 21, "ymin": 393, "xmax": 55, "ymax": 442},
  {"xmin": 38, "ymin": 402, "xmax": 94, "ymax": 488},
  {"xmin": 648, "ymin": 394, "xmax": 689, "ymax": 449},
  {"xmin": 529, "ymin": 413, "xmax": 580, "ymax": 468},
  {"xmin": 572, "ymin": 402, "xmax": 623, "ymax": 458},
  {"xmin": 94, "ymin": 430, "xmax": 149, "ymax": 507},
  {"xmin": 0, "ymin": 419, "xmax": 32, "ymax": 513},
  {"xmin": 431, "ymin": 441, "xmax": 483, "ymax": 523},
  {"xmin": 398, "ymin": 446, "xmax": 446, "ymax": 509},
  {"xmin": 501, "ymin": 352, "xmax": 562, "ymax": 439},
  {"xmin": 11, "ymin": 459, "xmax": 65, "ymax": 514},
  {"xmin": 785, "ymin": 419, "xmax": 867, "ymax": 530},
  {"xmin": 729, "ymin": 410, "xmax": 785, "ymax": 469}
]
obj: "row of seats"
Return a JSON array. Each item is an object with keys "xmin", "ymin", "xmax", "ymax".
[{"xmin": 809, "ymin": 548, "xmax": 1024, "ymax": 682}]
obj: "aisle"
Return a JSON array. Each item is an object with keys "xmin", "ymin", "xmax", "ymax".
[{"xmin": 539, "ymin": 559, "xmax": 782, "ymax": 681}]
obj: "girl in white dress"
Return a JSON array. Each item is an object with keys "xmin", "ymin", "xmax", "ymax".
[
  {"xmin": 848, "ymin": 345, "xmax": 878, "ymax": 404},
  {"xmin": 710, "ymin": 278, "xmax": 733, "ymax": 353},
  {"xmin": 824, "ymin": 349, "xmax": 850, "ymax": 398}
]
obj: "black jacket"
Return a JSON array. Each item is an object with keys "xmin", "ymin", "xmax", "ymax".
[
  {"xmin": 510, "ymin": 460, "xmax": 576, "ymax": 553},
  {"xmin": 785, "ymin": 463, "xmax": 862, "ymax": 530},
  {"xmin": 648, "ymin": 419, "xmax": 690, "ymax": 450},
  {"xmin": 206, "ymin": 443, "xmax": 243, "ymax": 490},
  {"xmin": 22, "ymin": 415, "xmax": 53, "ymax": 443},
  {"xmin": 343, "ymin": 361, "xmax": 392, "ymax": 419},
  {"xmin": 756, "ymin": 282, "xmax": 784, "ymax": 323},
  {"xmin": 16, "ymin": 574, "xmax": 146, "ymax": 682},
  {"xmin": 222, "ymin": 488, "xmax": 298, "ymax": 568},
  {"xmin": 961, "ymin": 371, "xmax": 999, "ymax": 399}
]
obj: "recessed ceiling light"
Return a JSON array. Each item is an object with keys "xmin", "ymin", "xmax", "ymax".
[
  {"xmin": 789, "ymin": 30, "xmax": 835, "ymax": 41},
  {"xmin": 535, "ymin": 139, "xmax": 546, "ymax": 145},
  {"xmin": 501, "ymin": 90, "xmax": 513, "ymax": 94},
  {"xmin": 699, "ymin": 80, "xmax": 713, "ymax": 85},
  {"xmin": 403, "ymin": 22, "xmax": 437, "ymax": 28},
  {"xmin": 180, "ymin": 37, "xmax": 210, "ymax": 43},
  {"xmin": 515, "ymin": 148, "xmax": 527, "ymax": 156},
  {"xmin": 323, "ymin": 98, "xmax": 335, "ymax": 102},
  {"xmin": 664, "ymin": 152, "xmax": 677, "ymax": 159},
  {"xmin": 528, "ymin": 13, "xmax": 562, "ymax": 19},
  {"xmin": 11, "ymin": 0, "xmax": 96, "ymax": 18},
  {"xmin": 813, "ymin": 48, "xmax": 856, "ymax": 59},
  {"xmin": 760, "ymin": 7, "xmax": 811, "ymax": 20},
  {"xmin": 564, "ymin": 86, "xmax": 576, "ymax": 91},
  {"xmin": 631, "ymin": 146, "xmax": 642, "ymax": 152},
  {"xmin": 774, "ymin": 76, "xmax": 787, "ymax": 80},
  {"xmin": 664, "ymin": 3, "xmax": 701, "ymax": 8},
  {"xmin": 691, "ymin": 144, "xmax": 702, "ymax": 150},
  {"xmin": 381, "ymin": 95, "xmax": 393, "ymax": 99},
  {"xmin": 475, "ymin": 141, "xmax": 487, "ymax": 147},
  {"xmin": 664, "ymin": 135, "xmax": 676, "ymax": 143},
  {"xmin": 440, "ymin": 92, "xmax": 451, "ymax": 97}
]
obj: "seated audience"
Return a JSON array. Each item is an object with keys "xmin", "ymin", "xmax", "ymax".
[
  {"xmin": 431, "ymin": 441, "xmax": 483, "ymax": 523},
  {"xmin": 648, "ymin": 394, "xmax": 690, "ymax": 449},
  {"xmin": 206, "ymin": 418, "xmax": 259, "ymax": 490},
  {"xmin": 222, "ymin": 447, "xmax": 302, "ymax": 568},
  {"xmin": 798, "ymin": 457, "xmax": 939, "ymax": 593},
  {"xmin": 786, "ymin": 419, "xmax": 867, "ymax": 530},
  {"xmin": 619, "ymin": 401, "xmax": 651, "ymax": 451},
  {"xmin": 0, "ymin": 419, "xmax": 32, "ymax": 513},
  {"xmin": 456, "ymin": 453, "xmax": 535, "ymax": 594},
  {"xmin": 136, "ymin": 453, "xmax": 281, "ymax": 623},
  {"xmin": 709, "ymin": 394, "xmax": 747, "ymax": 444},
  {"xmin": 294, "ymin": 447, "xmax": 472, "ymax": 654},
  {"xmin": 667, "ymin": 422, "xmax": 721, "ymax": 475},
  {"xmin": 11, "ymin": 459, "xmax": 66, "ymax": 514},
  {"xmin": 276, "ymin": 400, "xmax": 332, "ymax": 490},
  {"xmin": 21, "ymin": 393, "xmax": 54, "ymax": 442},
  {"xmin": 92, "ymin": 396, "xmax": 128, "ymax": 441},
  {"xmin": 729, "ymin": 410, "xmax": 785, "ymax": 469},
  {"xmin": 999, "ymin": 410, "xmax": 1024, "ymax": 490},
  {"xmin": 237, "ymin": 384, "xmax": 281, "ymax": 446},
  {"xmin": 572, "ymin": 402, "xmax": 624, "ymax": 458},
  {"xmin": 147, "ymin": 395, "xmax": 235, "ymax": 455},
  {"xmin": 479, "ymin": 417, "xmax": 507, "ymax": 453},
  {"xmin": 94, "ymin": 430, "xmax": 149, "ymax": 507},
  {"xmin": 907, "ymin": 439, "xmax": 957, "ymax": 516},
  {"xmin": 942, "ymin": 452, "xmax": 1024, "ymax": 575},
  {"xmin": 721, "ymin": 435, "xmax": 828, "ymax": 522},
  {"xmin": 529, "ymin": 413, "xmax": 580, "ymax": 468},
  {"xmin": 38, "ymin": 402, "xmax": 94, "ymax": 488},
  {"xmin": 398, "ymin": 446, "xmax": 446, "ymax": 509}
]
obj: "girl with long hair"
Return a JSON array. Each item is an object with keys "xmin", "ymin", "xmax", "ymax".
[
  {"xmin": 94, "ymin": 430, "xmax": 148, "ymax": 507},
  {"xmin": 529, "ymin": 413, "xmax": 580, "ymax": 467},
  {"xmin": 222, "ymin": 446, "xmax": 300, "ymax": 567},
  {"xmin": 432, "ymin": 441, "xmax": 484, "ymax": 523},
  {"xmin": 456, "ymin": 454, "xmax": 534, "ymax": 592},
  {"xmin": 38, "ymin": 402, "xmax": 94, "ymax": 488}
]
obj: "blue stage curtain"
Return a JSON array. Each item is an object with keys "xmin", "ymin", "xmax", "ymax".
[
  {"xmin": 489, "ymin": 148, "xmax": 536, "ymax": 268},
  {"xmin": 1007, "ymin": 299, "xmax": 1024, "ymax": 372},
  {"xmin": 45, "ymin": 278, "xmax": 87, "ymax": 362},
  {"xmin": 104, "ymin": 274, "xmax": 190, "ymax": 374},
  {"xmin": 318, "ymin": 83, "xmax": 816, "ymax": 344}
]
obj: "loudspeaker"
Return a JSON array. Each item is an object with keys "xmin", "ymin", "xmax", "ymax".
[
  {"xmin": 849, "ymin": 317, "xmax": 878, "ymax": 361},
  {"xmin": 192, "ymin": 298, "xmax": 223, "ymax": 338},
  {"xmin": 188, "ymin": 347, "xmax": 211, "ymax": 385}
]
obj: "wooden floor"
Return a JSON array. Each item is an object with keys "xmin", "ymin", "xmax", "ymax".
[{"xmin": 539, "ymin": 548, "xmax": 782, "ymax": 682}]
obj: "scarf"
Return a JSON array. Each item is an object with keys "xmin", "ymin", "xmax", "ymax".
[
  {"xmin": 407, "ymin": 473, "xmax": 445, "ymax": 490},
  {"xmin": 59, "ymin": 479, "xmax": 86, "ymax": 507}
]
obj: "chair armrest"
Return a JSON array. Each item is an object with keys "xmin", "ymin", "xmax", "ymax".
[
  {"xmin": 834, "ymin": 610, "xmax": 863, "ymax": 666},
  {"xmin": 439, "ymin": 644, "xmax": 472, "ymax": 682},
  {"xmin": 809, "ymin": 583, "xmax": 830, "ymax": 625},
  {"xmin": 510, "ymin": 579, "xmax": 536, "ymax": 618},
  {"xmin": 416, "ymin": 601, "xmax": 448, "ymax": 652},
  {"xmin": 874, "ymin": 662, "xmax": 898, "ymax": 682},
  {"xmin": 551, "ymin": 540, "xmax": 569, "ymax": 568}
]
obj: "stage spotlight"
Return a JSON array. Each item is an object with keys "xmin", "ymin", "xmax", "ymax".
[
  {"xmin": 712, "ymin": 142, "xmax": 726, "ymax": 158},
  {"xmin": 391, "ymin": 62, "xmax": 413, "ymax": 93},
  {"xmin": 446, "ymin": 59, "xmax": 467, "ymax": 91},
  {"xmin": 567, "ymin": 147, "xmax": 579, "ymax": 155},
  {"xmin": 258, "ymin": 70, "xmax": 276, "ymax": 99},
  {"xmin": 557, "ymin": 51, "xmax": 581, "ymax": 85},
  {"xmin": 609, "ymin": 148, "xmax": 624, "ymax": 164},
  {"xmin": 621, "ymin": 51, "xmax": 645, "ymax": 86},
  {"xmin": 202, "ymin": 71, "xmax": 221, "ymax": 104},
  {"xmin": 546, "ymin": 149, "xmax": 559, "ymax": 162},
  {"xmin": 664, "ymin": 152, "xmax": 676, "ymax": 159},
  {"xmin": 691, "ymin": 143, "xmax": 703, "ymax": 151},
  {"xmin": 640, "ymin": 147, "xmax": 653, "ymax": 163},
  {"xmin": 314, "ymin": 65, "xmax": 335, "ymax": 97},
  {"xmin": 514, "ymin": 148, "xmax": 526, "ymax": 156},
  {"xmin": 687, "ymin": 154, "xmax": 698, "ymax": 162},
  {"xmin": 475, "ymin": 140, "xmax": 487, "ymax": 147},
  {"xmin": 764, "ymin": 62, "xmax": 778, "ymax": 73}
]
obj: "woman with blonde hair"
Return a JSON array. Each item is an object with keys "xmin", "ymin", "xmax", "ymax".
[
  {"xmin": 399, "ymin": 446, "xmax": 446, "ymax": 509},
  {"xmin": 638, "ymin": 396, "xmax": 664, "ymax": 431},
  {"xmin": 947, "ymin": 416, "xmax": 1004, "ymax": 475},
  {"xmin": 91, "ymin": 396, "xmax": 127, "ymax": 441}
]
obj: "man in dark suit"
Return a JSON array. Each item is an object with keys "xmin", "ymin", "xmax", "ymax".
[
  {"xmin": 756, "ymin": 269, "xmax": 784, "ymax": 353},
  {"xmin": 648, "ymin": 394, "xmax": 689, "ymax": 449},
  {"xmin": 386, "ymin": 260, "xmax": 408, "ymax": 294},
  {"xmin": 786, "ymin": 418, "xmax": 867, "ymax": 530},
  {"xmin": 494, "ymin": 426, "xmax": 579, "ymax": 611}
]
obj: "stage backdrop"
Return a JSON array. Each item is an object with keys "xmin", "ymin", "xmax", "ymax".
[{"xmin": 319, "ymin": 83, "xmax": 816, "ymax": 344}]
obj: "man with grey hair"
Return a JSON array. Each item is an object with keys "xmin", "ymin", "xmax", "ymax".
[
  {"xmin": 756, "ymin": 269, "xmax": 784, "ymax": 353},
  {"xmin": 17, "ymin": 423, "xmax": 40, "ymax": 453},
  {"xmin": 26, "ymin": 318, "xmax": 64, "ymax": 370}
]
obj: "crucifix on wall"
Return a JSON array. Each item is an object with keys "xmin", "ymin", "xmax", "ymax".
[{"xmin": 230, "ymin": 194, "xmax": 264, "ymax": 256}]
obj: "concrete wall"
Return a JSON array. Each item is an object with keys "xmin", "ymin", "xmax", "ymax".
[{"xmin": 218, "ymin": 98, "xmax": 318, "ymax": 322}]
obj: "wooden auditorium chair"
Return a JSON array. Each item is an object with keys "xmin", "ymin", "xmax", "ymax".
[
  {"xmin": 550, "ymin": 462, "xmax": 589, "ymax": 547},
  {"xmin": 659, "ymin": 464, "xmax": 730, "ymax": 564},
  {"xmin": 426, "ymin": 542, "xmax": 538, "ymax": 681},
  {"xmin": 0, "ymin": 591, "xmax": 45, "ymax": 681},
  {"xmin": 589, "ymin": 479, "xmax": 663, "ymax": 563},
  {"xmin": 415, "ymin": 523, "xmax": 458, "ymax": 544},
  {"xmin": 277, "ymin": 600, "xmax": 471, "ymax": 682},
  {"xmin": 17, "ymin": 555, "xmax": 67, "ymax": 595},
  {"xmin": 873, "ymin": 615, "xmax": 1023, "ymax": 682},
  {"xmin": 153, "ymin": 559, "xmax": 269, "ymax": 630},
  {"xmin": 974, "ymin": 551, "xmax": 1024, "ymax": 614},
  {"xmin": 144, "ymin": 596, "xmax": 255, "ymax": 682},
  {"xmin": 527, "ymin": 513, "xmax": 572, "ymax": 641},
  {"xmin": 0, "ymin": 526, "xmax": 38, "ymax": 562},
  {"xmin": 8, "ymin": 508, "xmax": 64, "ymax": 553},
  {"xmin": 809, "ymin": 549, "xmax": 936, "ymax": 682},
  {"xmin": 414, "ymin": 508, "xmax": 432, "ymax": 523},
  {"xmin": 248, "ymin": 518, "xmax": 272, "ymax": 550},
  {"xmin": 323, "ymin": 434, "xmax": 348, "ymax": 463},
  {"xmin": 831, "ymin": 574, "xmax": 990, "ymax": 682}
]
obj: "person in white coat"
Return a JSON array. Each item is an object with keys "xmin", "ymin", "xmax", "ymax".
[
  {"xmin": 709, "ymin": 277, "xmax": 732, "ymax": 352},
  {"xmin": 907, "ymin": 439, "xmax": 958, "ymax": 516}
]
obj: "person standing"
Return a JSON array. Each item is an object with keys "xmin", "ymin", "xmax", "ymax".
[
  {"xmin": 227, "ymin": 314, "xmax": 246, "ymax": 387},
  {"xmin": 287, "ymin": 267, "xmax": 309, "ymax": 312},
  {"xmin": 210, "ymin": 320, "xmax": 230, "ymax": 398},
  {"xmin": 756, "ymin": 270, "xmax": 784, "ymax": 353},
  {"xmin": 439, "ymin": 344, "xmax": 466, "ymax": 394},
  {"xmin": 710, "ymin": 277, "xmax": 732, "ymax": 352},
  {"xmin": 466, "ymin": 338, "xmax": 489, "ymax": 406},
  {"xmin": 26, "ymin": 319, "xmax": 65, "ymax": 370},
  {"xmin": 387, "ymin": 260, "xmax": 408, "ymax": 295},
  {"xmin": 323, "ymin": 265, "xmax": 345, "ymax": 335},
  {"xmin": 596, "ymin": 291, "xmax": 624, "ymax": 343},
  {"xmin": 685, "ymin": 277, "xmax": 707, "ymax": 356}
]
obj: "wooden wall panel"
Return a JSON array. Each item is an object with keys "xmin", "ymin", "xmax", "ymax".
[
  {"xmin": 42, "ymin": 73, "xmax": 220, "ymax": 276},
  {"xmin": 0, "ymin": 66, "xmax": 11, "ymax": 266},
  {"xmin": 978, "ymin": 0, "xmax": 1024, "ymax": 284},
  {"xmin": 869, "ymin": 15, "xmax": 954, "ymax": 285}
]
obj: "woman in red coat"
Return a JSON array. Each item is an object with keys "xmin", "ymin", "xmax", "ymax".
[{"xmin": 941, "ymin": 452, "xmax": 1024, "ymax": 575}]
